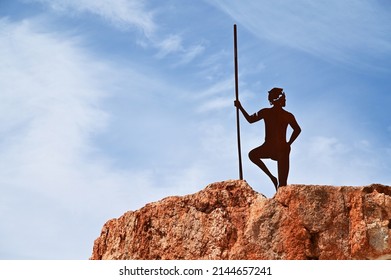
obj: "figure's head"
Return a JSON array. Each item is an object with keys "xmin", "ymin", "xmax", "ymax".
[{"xmin": 268, "ymin": 87, "xmax": 286, "ymax": 107}]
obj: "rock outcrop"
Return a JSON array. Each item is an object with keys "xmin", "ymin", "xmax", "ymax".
[{"xmin": 91, "ymin": 180, "xmax": 391, "ymax": 260}]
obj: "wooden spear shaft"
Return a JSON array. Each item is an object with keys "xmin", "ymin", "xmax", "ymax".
[{"xmin": 233, "ymin": 24, "xmax": 243, "ymax": 180}]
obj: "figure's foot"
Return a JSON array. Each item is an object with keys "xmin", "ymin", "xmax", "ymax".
[
  {"xmin": 278, "ymin": 181, "xmax": 287, "ymax": 188},
  {"xmin": 271, "ymin": 176, "xmax": 278, "ymax": 191}
]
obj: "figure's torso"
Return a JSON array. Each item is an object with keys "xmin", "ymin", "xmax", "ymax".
[{"xmin": 259, "ymin": 107, "xmax": 292, "ymax": 145}]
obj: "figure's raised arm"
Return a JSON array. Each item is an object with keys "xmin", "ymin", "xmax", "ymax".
[{"xmin": 234, "ymin": 100, "xmax": 262, "ymax": 123}]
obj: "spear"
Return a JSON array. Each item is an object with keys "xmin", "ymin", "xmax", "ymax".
[{"xmin": 233, "ymin": 24, "xmax": 243, "ymax": 180}]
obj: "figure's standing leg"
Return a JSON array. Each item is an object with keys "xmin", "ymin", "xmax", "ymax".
[
  {"xmin": 277, "ymin": 145, "xmax": 291, "ymax": 187},
  {"xmin": 249, "ymin": 147, "xmax": 278, "ymax": 190}
]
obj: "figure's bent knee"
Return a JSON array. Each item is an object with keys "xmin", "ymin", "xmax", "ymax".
[{"xmin": 248, "ymin": 149, "xmax": 257, "ymax": 162}]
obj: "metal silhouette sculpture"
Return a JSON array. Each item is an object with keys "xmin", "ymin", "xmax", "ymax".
[{"xmin": 234, "ymin": 88, "xmax": 301, "ymax": 190}]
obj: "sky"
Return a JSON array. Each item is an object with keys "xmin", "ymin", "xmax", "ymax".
[{"xmin": 0, "ymin": 0, "xmax": 390, "ymax": 259}]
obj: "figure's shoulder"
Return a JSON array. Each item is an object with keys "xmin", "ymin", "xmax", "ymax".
[
  {"xmin": 282, "ymin": 109, "xmax": 297, "ymax": 120},
  {"xmin": 256, "ymin": 107, "xmax": 271, "ymax": 117},
  {"xmin": 259, "ymin": 107, "xmax": 270, "ymax": 114},
  {"xmin": 281, "ymin": 108, "xmax": 292, "ymax": 115}
]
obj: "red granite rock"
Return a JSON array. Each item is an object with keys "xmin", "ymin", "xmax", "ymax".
[{"xmin": 90, "ymin": 180, "xmax": 391, "ymax": 260}]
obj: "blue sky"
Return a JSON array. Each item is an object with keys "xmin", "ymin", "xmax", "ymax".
[{"xmin": 0, "ymin": 0, "xmax": 390, "ymax": 259}]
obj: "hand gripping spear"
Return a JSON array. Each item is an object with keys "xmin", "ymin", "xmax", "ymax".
[{"xmin": 233, "ymin": 24, "xmax": 243, "ymax": 180}]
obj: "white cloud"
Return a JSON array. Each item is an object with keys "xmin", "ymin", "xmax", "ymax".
[
  {"xmin": 0, "ymin": 19, "xmax": 106, "ymax": 161},
  {"xmin": 289, "ymin": 133, "xmax": 391, "ymax": 186},
  {"xmin": 197, "ymin": 50, "xmax": 231, "ymax": 81},
  {"xmin": 0, "ymin": 18, "xmax": 194, "ymax": 259},
  {"xmin": 2, "ymin": 1, "xmax": 389, "ymax": 260},
  {"xmin": 155, "ymin": 35, "xmax": 206, "ymax": 64},
  {"xmin": 196, "ymin": 96, "xmax": 232, "ymax": 113},
  {"xmin": 208, "ymin": 0, "xmax": 391, "ymax": 65},
  {"xmin": 31, "ymin": 0, "xmax": 205, "ymax": 65},
  {"xmin": 0, "ymin": 17, "xmax": 238, "ymax": 258},
  {"xmin": 156, "ymin": 34, "xmax": 183, "ymax": 58},
  {"xmin": 31, "ymin": 0, "xmax": 156, "ymax": 36},
  {"xmin": 308, "ymin": 136, "xmax": 347, "ymax": 162},
  {"xmin": 178, "ymin": 44, "xmax": 206, "ymax": 65},
  {"xmin": 0, "ymin": 18, "xmax": 119, "ymax": 258},
  {"xmin": 196, "ymin": 78, "xmax": 233, "ymax": 98},
  {"xmin": 189, "ymin": 77, "xmax": 237, "ymax": 113}
]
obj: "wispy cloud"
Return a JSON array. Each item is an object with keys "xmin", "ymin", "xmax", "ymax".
[
  {"xmin": 208, "ymin": 0, "xmax": 391, "ymax": 66},
  {"xmin": 2, "ymin": 0, "xmax": 390, "ymax": 260},
  {"xmin": 0, "ymin": 17, "xmax": 231, "ymax": 258},
  {"xmin": 196, "ymin": 78, "xmax": 233, "ymax": 98},
  {"xmin": 0, "ymin": 17, "xmax": 187, "ymax": 258},
  {"xmin": 191, "ymin": 78, "xmax": 234, "ymax": 113},
  {"xmin": 31, "ymin": 0, "xmax": 205, "ymax": 65},
  {"xmin": 178, "ymin": 44, "xmax": 206, "ymax": 65},
  {"xmin": 156, "ymin": 34, "xmax": 183, "ymax": 58},
  {"xmin": 31, "ymin": 0, "xmax": 156, "ymax": 36},
  {"xmin": 0, "ymin": 18, "xmax": 117, "ymax": 257}
]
